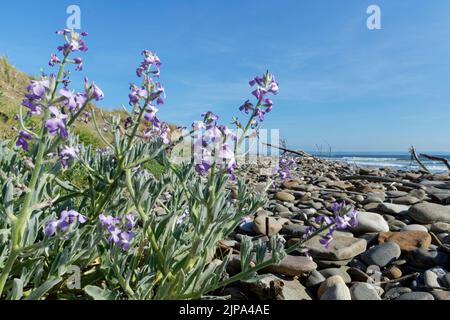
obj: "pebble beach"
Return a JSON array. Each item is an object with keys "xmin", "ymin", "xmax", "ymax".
[{"xmin": 218, "ymin": 154, "xmax": 450, "ymax": 300}]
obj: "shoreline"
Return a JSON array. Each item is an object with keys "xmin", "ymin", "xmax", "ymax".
[{"xmin": 223, "ymin": 154, "xmax": 450, "ymax": 300}]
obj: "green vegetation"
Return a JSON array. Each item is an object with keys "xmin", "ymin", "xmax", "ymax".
[{"xmin": 0, "ymin": 56, "xmax": 112, "ymax": 147}]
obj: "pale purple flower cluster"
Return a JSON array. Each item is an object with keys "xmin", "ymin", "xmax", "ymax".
[
  {"xmin": 22, "ymin": 79, "xmax": 51, "ymax": 116},
  {"xmin": 131, "ymin": 51, "xmax": 164, "ymax": 105},
  {"xmin": 303, "ymin": 202, "xmax": 358, "ymax": 249},
  {"xmin": 59, "ymin": 88, "xmax": 87, "ymax": 111},
  {"xmin": 45, "ymin": 209, "xmax": 87, "ymax": 237},
  {"xmin": 136, "ymin": 50, "xmax": 161, "ymax": 79},
  {"xmin": 99, "ymin": 213, "xmax": 136, "ymax": 250},
  {"xmin": 84, "ymin": 77, "xmax": 104, "ymax": 101},
  {"xmin": 239, "ymin": 71, "xmax": 279, "ymax": 128},
  {"xmin": 278, "ymin": 158, "xmax": 295, "ymax": 179},
  {"xmin": 192, "ymin": 112, "xmax": 237, "ymax": 179},
  {"xmin": 45, "ymin": 106, "xmax": 68, "ymax": 139},
  {"xmin": 141, "ymin": 105, "xmax": 170, "ymax": 144},
  {"xmin": 17, "ymin": 28, "xmax": 105, "ymax": 169},
  {"xmin": 130, "ymin": 50, "xmax": 170, "ymax": 144},
  {"xmin": 55, "ymin": 29, "xmax": 88, "ymax": 53},
  {"xmin": 60, "ymin": 146, "xmax": 78, "ymax": 168}
]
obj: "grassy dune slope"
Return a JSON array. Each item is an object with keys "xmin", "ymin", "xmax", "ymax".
[
  {"xmin": 0, "ymin": 56, "xmax": 130, "ymax": 147},
  {"xmin": 0, "ymin": 57, "xmax": 178, "ymax": 175}
]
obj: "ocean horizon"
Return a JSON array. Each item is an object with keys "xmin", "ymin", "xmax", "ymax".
[{"xmin": 306, "ymin": 151, "xmax": 450, "ymax": 173}]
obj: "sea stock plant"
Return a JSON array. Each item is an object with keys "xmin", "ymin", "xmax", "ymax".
[{"xmin": 0, "ymin": 27, "xmax": 358, "ymax": 300}]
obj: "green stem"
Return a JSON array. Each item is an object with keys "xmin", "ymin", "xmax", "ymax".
[
  {"xmin": 126, "ymin": 106, "xmax": 146, "ymax": 152},
  {"xmin": 0, "ymin": 53, "xmax": 69, "ymax": 297},
  {"xmin": 124, "ymin": 169, "xmax": 166, "ymax": 273},
  {"xmin": 0, "ymin": 251, "xmax": 18, "ymax": 296},
  {"xmin": 111, "ymin": 250, "xmax": 135, "ymax": 298},
  {"xmin": 237, "ymin": 97, "xmax": 263, "ymax": 149}
]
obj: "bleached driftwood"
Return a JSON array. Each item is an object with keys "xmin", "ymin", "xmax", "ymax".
[
  {"xmin": 409, "ymin": 146, "xmax": 431, "ymax": 173},
  {"xmin": 420, "ymin": 153, "xmax": 450, "ymax": 171}
]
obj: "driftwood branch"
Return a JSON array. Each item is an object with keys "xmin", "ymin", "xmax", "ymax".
[
  {"xmin": 409, "ymin": 146, "xmax": 431, "ymax": 173},
  {"xmin": 262, "ymin": 143, "xmax": 315, "ymax": 158},
  {"xmin": 420, "ymin": 154, "xmax": 450, "ymax": 171}
]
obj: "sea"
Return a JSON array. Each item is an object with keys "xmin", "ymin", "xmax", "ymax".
[{"xmin": 311, "ymin": 152, "xmax": 450, "ymax": 173}]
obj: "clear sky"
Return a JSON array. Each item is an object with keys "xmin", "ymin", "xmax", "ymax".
[{"xmin": 1, "ymin": 0, "xmax": 450, "ymax": 152}]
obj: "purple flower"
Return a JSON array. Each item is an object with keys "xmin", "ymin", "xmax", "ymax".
[
  {"xmin": 158, "ymin": 123, "xmax": 171, "ymax": 144},
  {"xmin": 195, "ymin": 159, "xmax": 211, "ymax": 176},
  {"xmin": 335, "ymin": 215, "xmax": 351, "ymax": 229},
  {"xmin": 302, "ymin": 226, "xmax": 317, "ymax": 240},
  {"xmin": 49, "ymin": 54, "xmax": 61, "ymax": 67},
  {"xmin": 60, "ymin": 146, "xmax": 78, "ymax": 168},
  {"xmin": 108, "ymin": 226, "xmax": 121, "ymax": 243},
  {"xmin": 100, "ymin": 214, "xmax": 136, "ymax": 250},
  {"xmin": 136, "ymin": 67, "xmax": 144, "ymax": 77},
  {"xmin": 124, "ymin": 214, "xmax": 136, "ymax": 229},
  {"xmin": 92, "ymin": 83, "xmax": 104, "ymax": 101},
  {"xmin": 85, "ymin": 78, "xmax": 104, "ymax": 101},
  {"xmin": 151, "ymin": 83, "xmax": 165, "ymax": 102},
  {"xmin": 136, "ymin": 50, "xmax": 162, "ymax": 79},
  {"xmin": 243, "ymin": 72, "xmax": 278, "ymax": 120},
  {"xmin": 252, "ymin": 87, "xmax": 267, "ymax": 100},
  {"xmin": 99, "ymin": 214, "xmax": 120, "ymax": 227},
  {"xmin": 44, "ymin": 219, "xmax": 58, "ymax": 237},
  {"xmin": 319, "ymin": 233, "xmax": 334, "ymax": 249},
  {"xmin": 205, "ymin": 126, "xmax": 222, "ymax": 142},
  {"xmin": 331, "ymin": 202, "xmax": 359, "ymax": 228},
  {"xmin": 278, "ymin": 158, "xmax": 294, "ymax": 180},
  {"xmin": 331, "ymin": 201, "xmax": 345, "ymax": 213},
  {"xmin": 69, "ymin": 37, "xmax": 88, "ymax": 52},
  {"xmin": 44, "ymin": 209, "xmax": 87, "ymax": 237},
  {"xmin": 349, "ymin": 209, "xmax": 359, "ymax": 227},
  {"xmin": 59, "ymin": 88, "xmax": 78, "ymax": 111},
  {"xmin": 255, "ymin": 107, "xmax": 265, "ymax": 122},
  {"xmin": 59, "ymin": 210, "xmax": 87, "ymax": 231},
  {"xmin": 27, "ymin": 79, "xmax": 50, "ymax": 98},
  {"xmin": 16, "ymin": 130, "xmax": 33, "ymax": 151},
  {"xmin": 73, "ymin": 57, "xmax": 83, "ymax": 71},
  {"xmin": 315, "ymin": 215, "xmax": 334, "ymax": 226},
  {"xmin": 76, "ymin": 93, "xmax": 88, "ymax": 108},
  {"xmin": 21, "ymin": 99, "xmax": 41, "ymax": 115},
  {"xmin": 226, "ymin": 161, "xmax": 237, "ymax": 181},
  {"xmin": 249, "ymin": 76, "xmax": 264, "ymax": 87},
  {"xmin": 45, "ymin": 106, "xmax": 68, "ymax": 139},
  {"xmin": 268, "ymin": 78, "xmax": 279, "ymax": 94},
  {"xmin": 279, "ymin": 170, "xmax": 291, "ymax": 180},
  {"xmin": 263, "ymin": 99, "xmax": 273, "ymax": 112},
  {"xmin": 142, "ymin": 50, "xmax": 161, "ymax": 67},
  {"xmin": 239, "ymin": 99, "xmax": 253, "ymax": 114},
  {"xmin": 129, "ymin": 87, "xmax": 148, "ymax": 105},
  {"xmin": 118, "ymin": 231, "xmax": 135, "ymax": 250},
  {"xmin": 144, "ymin": 106, "xmax": 158, "ymax": 122}
]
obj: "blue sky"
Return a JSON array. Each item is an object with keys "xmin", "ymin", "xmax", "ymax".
[{"xmin": 1, "ymin": 0, "xmax": 450, "ymax": 152}]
